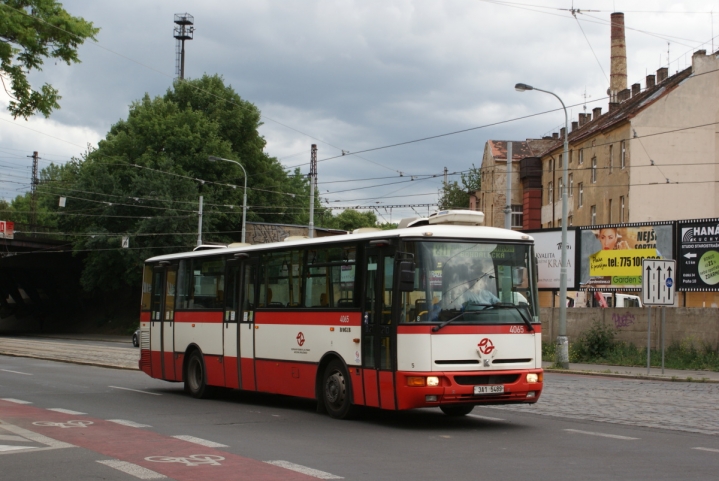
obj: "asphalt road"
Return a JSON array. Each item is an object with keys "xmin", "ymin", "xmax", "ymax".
[{"xmin": 1, "ymin": 354, "xmax": 718, "ymax": 481}]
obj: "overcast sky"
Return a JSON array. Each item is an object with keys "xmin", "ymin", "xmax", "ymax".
[{"xmin": 1, "ymin": 0, "xmax": 716, "ymax": 222}]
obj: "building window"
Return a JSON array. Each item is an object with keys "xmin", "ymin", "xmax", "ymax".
[
  {"xmin": 621, "ymin": 141, "xmax": 626, "ymax": 169},
  {"xmin": 569, "ymin": 149, "xmax": 573, "ymax": 164},
  {"xmin": 559, "ymin": 178, "xmax": 563, "ymax": 199},
  {"xmin": 511, "ymin": 205, "xmax": 523, "ymax": 229},
  {"xmin": 591, "ymin": 156, "xmax": 597, "ymax": 183},
  {"xmin": 569, "ymin": 174, "xmax": 573, "ymax": 197},
  {"xmin": 591, "ymin": 205, "xmax": 597, "ymax": 225},
  {"xmin": 609, "ymin": 144, "xmax": 614, "ymax": 174},
  {"xmin": 568, "ymin": 215, "xmax": 573, "ymax": 226},
  {"xmin": 620, "ymin": 196, "xmax": 625, "ymax": 222},
  {"xmin": 559, "ymin": 153, "xmax": 562, "ymax": 169},
  {"xmin": 608, "ymin": 199, "xmax": 613, "ymax": 223},
  {"xmin": 578, "ymin": 183, "xmax": 583, "ymax": 207},
  {"xmin": 579, "ymin": 148, "xmax": 584, "ymax": 165},
  {"xmin": 548, "ymin": 181, "xmax": 553, "ymax": 204},
  {"xmin": 549, "ymin": 158, "xmax": 554, "ymax": 174}
]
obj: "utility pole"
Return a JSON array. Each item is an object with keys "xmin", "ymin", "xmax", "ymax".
[
  {"xmin": 443, "ymin": 167, "xmax": 448, "ymax": 186},
  {"xmin": 28, "ymin": 151, "xmax": 39, "ymax": 227},
  {"xmin": 173, "ymin": 14, "xmax": 194, "ymax": 80},
  {"xmin": 309, "ymin": 144, "xmax": 317, "ymax": 238},
  {"xmin": 504, "ymin": 142, "xmax": 512, "ymax": 229},
  {"xmin": 197, "ymin": 195, "xmax": 203, "ymax": 247}
]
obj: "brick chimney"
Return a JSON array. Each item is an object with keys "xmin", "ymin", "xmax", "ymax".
[
  {"xmin": 560, "ymin": 127, "xmax": 566, "ymax": 139},
  {"xmin": 610, "ymin": 12, "xmax": 627, "ymax": 103},
  {"xmin": 592, "ymin": 107, "xmax": 602, "ymax": 121},
  {"xmin": 578, "ymin": 113, "xmax": 588, "ymax": 126},
  {"xmin": 646, "ymin": 74, "xmax": 655, "ymax": 89},
  {"xmin": 631, "ymin": 83, "xmax": 641, "ymax": 96},
  {"xmin": 656, "ymin": 67, "xmax": 668, "ymax": 83},
  {"xmin": 572, "ymin": 121, "xmax": 579, "ymax": 131},
  {"xmin": 552, "ymin": 132, "xmax": 559, "ymax": 139},
  {"xmin": 618, "ymin": 88, "xmax": 631, "ymax": 102}
]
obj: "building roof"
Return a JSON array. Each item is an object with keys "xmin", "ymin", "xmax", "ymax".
[
  {"xmin": 537, "ymin": 65, "xmax": 694, "ymax": 157},
  {"xmin": 487, "ymin": 139, "xmax": 554, "ymax": 161}
]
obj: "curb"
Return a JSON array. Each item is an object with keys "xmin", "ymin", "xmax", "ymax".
[
  {"xmin": 545, "ymin": 367, "xmax": 719, "ymax": 383},
  {"xmin": 0, "ymin": 351, "xmax": 138, "ymax": 371}
]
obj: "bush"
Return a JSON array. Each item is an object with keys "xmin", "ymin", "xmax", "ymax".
[{"xmin": 571, "ymin": 321, "xmax": 616, "ymax": 362}]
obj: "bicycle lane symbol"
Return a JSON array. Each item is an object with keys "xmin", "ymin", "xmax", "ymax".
[
  {"xmin": 145, "ymin": 454, "xmax": 225, "ymax": 466},
  {"xmin": 32, "ymin": 420, "xmax": 93, "ymax": 428}
]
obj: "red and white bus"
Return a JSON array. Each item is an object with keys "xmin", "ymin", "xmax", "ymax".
[{"xmin": 138, "ymin": 210, "xmax": 543, "ymax": 418}]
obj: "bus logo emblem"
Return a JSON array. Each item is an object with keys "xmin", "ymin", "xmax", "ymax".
[
  {"xmin": 296, "ymin": 332, "xmax": 305, "ymax": 346},
  {"xmin": 478, "ymin": 338, "xmax": 495, "ymax": 355}
]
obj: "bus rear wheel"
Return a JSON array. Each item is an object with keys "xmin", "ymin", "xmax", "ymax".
[
  {"xmin": 185, "ymin": 351, "xmax": 212, "ymax": 399},
  {"xmin": 322, "ymin": 360, "xmax": 357, "ymax": 419},
  {"xmin": 440, "ymin": 404, "xmax": 474, "ymax": 417}
]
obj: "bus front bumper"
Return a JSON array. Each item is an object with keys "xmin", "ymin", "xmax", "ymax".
[{"xmin": 395, "ymin": 369, "xmax": 543, "ymax": 410}]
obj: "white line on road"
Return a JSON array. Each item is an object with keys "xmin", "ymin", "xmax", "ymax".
[
  {"xmin": 0, "ymin": 423, "xmax": 74, "ymax": 449},
  {"xmin": 1, "ymin": 398, "xmax": 31, "ymax": 404},
  {"xmin": 0, "ymin": 369, "xmax": 32, "ymax": 375},
  {"xmin": 265, "ymin": 460, "xmax": 343, "ymax": 479},
  {"xmin": 693, "ymin": 447, "xmax": 719, "ymax": 453},
  {"xmin": 48, "ymin": 408, "xmax": 86, "ymax": 415},
  {"xmin": 172, "ymin": 435, "xmax": 228, "ymax": 448},
  {"xmin": 0, "ymin": 445, "xmax": 36, "ymax": 452},
  {"xmin": 564, "ymin": 429, "xmax": 639, "ymax": 440},
  {"xmin": 109, "ymin": 386, "xmax": 161, "ymax": 396},
  {"xmin": 0, "ymin": 435, "xmax": 31, "ymax": 442},
  {"xmin": 108, "ymin": 419, "xmax": 152, "ymax": 428},
  {"xmin": 468, "ymin": 414, "xmax": 505, "ymax": 421},
  {"xmin": 97, "ymin": 460, "xmax": 166, "ymax": 479}
]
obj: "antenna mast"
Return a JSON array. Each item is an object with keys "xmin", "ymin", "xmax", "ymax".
[{"xmin": 174, "ymin": 13, "xmax": 195, "ymax": 80}]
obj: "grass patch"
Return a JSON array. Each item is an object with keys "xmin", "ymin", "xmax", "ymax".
[{"xmin": 543, "ymin": 321, "xmax": 719, "ymax": 372}]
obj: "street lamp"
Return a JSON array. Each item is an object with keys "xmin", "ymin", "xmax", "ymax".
[
  {"xmin": 515, "ymin": 82, "xmax": 570, "ymax": 369},
  {"xmin": 208, "ymin": 156, "xmax": 248, "ymax": 244}
]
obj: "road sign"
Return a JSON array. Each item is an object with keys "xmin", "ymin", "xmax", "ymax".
[{"xmin": 642, "ymin": 259, "xmax": 676, "ymax": 306}]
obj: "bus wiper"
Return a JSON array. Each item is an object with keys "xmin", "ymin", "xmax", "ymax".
[
  {"xmin": 493, "ymin": 303, "xmax": 534, "ymax": 332},
  {"xmin": 431, "ymin": 303, "xmax": 494, "ymax": 332}
]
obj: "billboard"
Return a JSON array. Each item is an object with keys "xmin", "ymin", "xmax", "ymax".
[
  {"xmin": 579, "ymin": 222, "xmax": 674, "ymax": 291},
  {"xmin": 527, "ymin": 229, "xmax": 578, "ymax": 290},
  {"xmin": 0, "ymin": 221, "xmax": 14, "ymax": 239},
  {"xmin": 677, "ymin": 218, "xmax": 719, "ymax": 291}
]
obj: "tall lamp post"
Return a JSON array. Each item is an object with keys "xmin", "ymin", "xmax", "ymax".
[
  {"xmin": 515, "ymin": 82, "xmax": 569, "ymax": 369},
  {"xmin": 208, "ymin": 156, "xmax": 248, "ymax": 244}
]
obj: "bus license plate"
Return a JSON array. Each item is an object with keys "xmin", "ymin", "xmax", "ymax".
[{"xmin": 474, "ymin": 385, "xmax": 504, "ymax": 395}]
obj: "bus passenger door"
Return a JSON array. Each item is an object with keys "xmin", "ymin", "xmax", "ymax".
[
  {"xmin": 223, "ymin": 260, "xmax": 240, "ymax": 389},
  {"xmin": 151, "ymin": 265, "xmax": 178, "ymax": 380},
  {"xmin": 150, "ymin": 268, "xmax": 164, "ymax": 378},
  {"xmin": 238, "ymin": 259, "xmax": 257, "ymax": 391},
  {"xmin": 362, "ymin": 247, "xmax": 397, "ymax": 409}
]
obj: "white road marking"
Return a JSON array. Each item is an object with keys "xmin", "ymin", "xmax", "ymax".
[
  {"xmin": 97, "ymin": 460, "xmax": 166, "ymax": 479},
  {"xmin": 0, "ymin": 423, "xmax": 74, "ymax": 449},
  {"xmin": 48, "ymin": 408, "xmax": 86, "ymax": 415},
  {"xmin": 1, "ymin": 398, "xmax": 31, "ymax": 404},
  {"xmin": 0, "ymin": 445, "xmax": 36, "ymax": 452},
  {"xmin": 564, "ymin": 429, "xmax": 639, "ymax": 440},
  {"xmin": 693, "ymin": 447, "xmax": 719, "ymax": 453},
  {"xmin": 468, "ymin": 414, "xmax": 505, "ymax": 421},
  {"xmin": 108, "ymin": 419, "xmax": 152, "ymax": 428},
  {"xmin": 0, "ymin": 435, "xmax": 31, "ymax": 442},
  {"xmin": 265, "ymin": 460, "xmax": 343, "ymax": 479},
  {"xmin": 109, "ymin": 386, "xmax": 161, "ymax": 396},
  {"xmin": 172, "ymin": 435, "xmax": 228, "ymax": 448},
  {"xmin": 0, "ymin": 369, "xmax": 32, "ymax": 375}
]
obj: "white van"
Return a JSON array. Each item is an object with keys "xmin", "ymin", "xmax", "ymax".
[{"xmin": 594, "ymin": 293, "xmax": 643, "ymax": 308}]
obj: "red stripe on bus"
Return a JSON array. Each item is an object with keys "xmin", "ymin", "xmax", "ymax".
[
  {"xmin": 255, "ymin": 359, "xmax": 316, "ymax": 399},
  {"xmin": 240, "ymin": 357, "xmax": 256, "ymax": 391},
  {"xmin": 397, "ymin": 324, "xmax": 541, "ymax": 335},
  {"xmin": 379, "ymin": 371, "xmax": 396, "ymax": 410},
  {"xmin": 205, "ymin": 355, "xmax": 225, "ymax": 386},
  {"xmin": 363, "ymin": 370, "xmax": 380, "ymax": 407},
  {"xmin": 140, "ymin": 311, "xmax": 151, "ymax": 323},
  {"xmin": 163, "ymin": 352, "xmax": 178, "ymax": 381},
  {"xmin": 255, "ymin": 311, "xmax": 361, "ymax": 326},
  {"xmin": 224, "ymin": 356, "xmax": 240, "ymax": 389},
  {"xmin": 174, "ymin": 311, "xmax": 223, "ymax": 323}
]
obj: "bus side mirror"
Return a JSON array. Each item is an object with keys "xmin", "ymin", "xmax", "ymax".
[{"xmin": 399, "ymin": 260, "xmax": 416, "ymax": 292}]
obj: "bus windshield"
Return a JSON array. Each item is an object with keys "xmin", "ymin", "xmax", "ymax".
[{"xmin": 400, "ymin": 241, "xmax": 537, "ymax": 325}]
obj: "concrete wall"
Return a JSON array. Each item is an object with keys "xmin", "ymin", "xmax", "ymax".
[{"xmin": 541, "ymin": 307, "xmax": 719, "ymax": 350}]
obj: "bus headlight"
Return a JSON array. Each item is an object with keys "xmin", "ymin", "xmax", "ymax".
[
  {"xmin": 427, "ymin": 376, "xmax": 440, "ymax": 387},
  {"xmin": 526, "ymin": 373, "xmax": 541, "ymax": 383}
]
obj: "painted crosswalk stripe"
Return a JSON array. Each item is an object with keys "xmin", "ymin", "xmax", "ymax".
[
  {"xmin": 109, "ymin": 386, "xmax": 161, "ymax": 396},
  {"xmin": 107, "ymin": 419, "xmax": 152, "ymax": 428},
  {"xmin": 172, "ymin": 435, "xmax": 228, "ymax": 448},
  {"xmin": 693, "ymin": 447, "xmax": 719, "ymax": 453},
  {"xmin": 265, "ymin": 460, "xmax": 343, "ymax": 479},
  {"xmin": 564, "ymin": 429, "xmax": 638, "ymax": 440},
  {"xmin": 0, "ymin": 369, "xmax": 32, "ymax": 375},
  {"xmin": 48, "ymin": 408, "xmax": 86, "ymax": 415},
  {"xmin": 1, "ymin": 398, "xmax": 31, "ymax": 404},
  {"xmin": 97, "ymin": 460, "xmax": 166, "ymax": 479},
  {"xmin": 0, "ymin": 445, "xmax": 36, "ymax": 452},
  {"xmin": 468, "ymin": 414, "xmax": 505, "ymax": 421}
]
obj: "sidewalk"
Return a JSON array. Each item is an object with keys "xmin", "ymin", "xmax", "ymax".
[{"xmin": 543, "ymin": 361, "xmax": 719, "ymax": 383}]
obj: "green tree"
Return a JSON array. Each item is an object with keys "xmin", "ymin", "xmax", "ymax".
[
  {"xmin": 320, "ymin": 209, "xmax": 378, "ymax": 232},
  {"xmin": 43, "ymin": 75, "xmax": 312, "ymax": 293},
  {"xmin": 438, "ymin": 164, "xmax": 481, "ymax": 210},
  {"xmin": 0, "ymin": 0, "xmax": 99, "ymax": 119}
]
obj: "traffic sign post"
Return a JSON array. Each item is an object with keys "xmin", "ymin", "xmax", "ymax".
[{"xmin": 641, "ymin": 259, "xmax": 676, "ymax": 374}]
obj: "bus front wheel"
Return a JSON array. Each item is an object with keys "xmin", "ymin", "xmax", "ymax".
[
  {"xmin": 322, "ymin": 360, "xmax": 357, "ymax": 419},
  {"xmin": 440, "ymin": 404, "xmax": 474, "ymax": 416},
  {"xmin": 185, "ymin": 351, "xmax": 212, "ymax": 399}
]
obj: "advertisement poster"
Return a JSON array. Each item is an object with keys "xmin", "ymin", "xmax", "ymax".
[
  {"xmin": 579, "ymin": 223, "xmax": 673, "ymax": 290},
  {"xmin": 529, "ymin": 229, "xmax": 577, "ymax": 290},
  {"xmin": 677, "ymin": 218, "xmax": 719, "ymax": 291}
]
